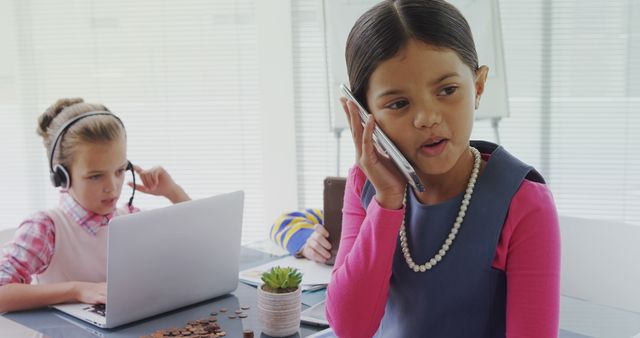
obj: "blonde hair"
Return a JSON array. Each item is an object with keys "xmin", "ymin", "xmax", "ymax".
[{"xmin": 36, "ymin": 98, "xmax": 126, "ymax": 168}]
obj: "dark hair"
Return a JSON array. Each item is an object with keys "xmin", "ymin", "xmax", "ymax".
[{"xmin": 345, "ymin": 0, "xmax": 479, "ymax": 108}]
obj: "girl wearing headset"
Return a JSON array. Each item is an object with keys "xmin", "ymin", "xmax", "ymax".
[{"xmin": 0, "ymin": 98, "xmax": 190, "ymax": 312}]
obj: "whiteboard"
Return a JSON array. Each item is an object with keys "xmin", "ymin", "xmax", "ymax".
[{"xmin": 323, "ymin": 0, "xmax": 509, "ymax": 131}]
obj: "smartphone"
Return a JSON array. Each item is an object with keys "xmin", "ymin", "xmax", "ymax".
[{"xmin": 339, "ymin": 83, "xmax": 425, "ymax": 192}]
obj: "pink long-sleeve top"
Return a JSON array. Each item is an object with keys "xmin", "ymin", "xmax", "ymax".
[{"xmin": 326, "ymin": 162, "xmax": 561, "ymax": 338}]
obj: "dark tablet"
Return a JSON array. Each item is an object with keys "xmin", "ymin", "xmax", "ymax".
[{"xmin": 323, "ymin": 176, "xmax": 346, "ymax": 265}]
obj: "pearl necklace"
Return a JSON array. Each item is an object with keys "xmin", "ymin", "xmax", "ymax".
[{"xmin": 399, "ymin": 146, "xmax": 481, "ymax": 272}]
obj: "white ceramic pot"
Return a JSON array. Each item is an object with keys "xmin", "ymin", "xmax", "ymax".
[{"xmin": 257, "ymin": 285, "xmax": 302, "ymax": 337}]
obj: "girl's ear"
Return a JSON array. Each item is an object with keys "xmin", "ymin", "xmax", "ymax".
[{"xmin": 474, "ymin": 65, "xmax": 489, "ymax": 109}]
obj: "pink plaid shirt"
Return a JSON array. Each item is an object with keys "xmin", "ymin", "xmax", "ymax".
[{"xmin": 0, "ymin": 193, "xmax": 138, "ymax": 285}]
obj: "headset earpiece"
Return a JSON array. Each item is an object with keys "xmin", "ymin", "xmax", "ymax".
[{"xmin": 50, "ymin": 164, "xmax": 71, "ymax": 190}]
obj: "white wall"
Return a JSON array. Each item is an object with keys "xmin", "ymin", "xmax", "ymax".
[{"xmin": 560, "ymin": 215, "xmax": 640, "ymax": 313}]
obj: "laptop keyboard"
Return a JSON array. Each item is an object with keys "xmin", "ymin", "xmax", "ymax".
[{"xmin": 83, "ymin": 304, "xmax": 106, "ymax": 317}]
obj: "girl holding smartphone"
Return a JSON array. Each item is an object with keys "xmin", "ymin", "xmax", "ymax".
[{"xmin": 326, "ymin": 1, "xmax": 561, "ymax": 337}]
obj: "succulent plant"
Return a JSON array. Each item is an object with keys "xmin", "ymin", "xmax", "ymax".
[{"xmin": 260, "ymin": 266, "xmax": 303, "ymax": 293}]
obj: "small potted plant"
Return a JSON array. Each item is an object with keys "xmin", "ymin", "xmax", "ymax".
[{"xmin": 257, "ymin": 266, "xmax": 303, "ymax": 337}]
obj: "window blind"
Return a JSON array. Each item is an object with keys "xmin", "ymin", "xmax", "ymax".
[
  {"xmin": 0, "ymin": 0, "xmax": 266, "ymax": 243},
  {"xmin": 292, "ymin": 0, "xmax": 640, "ymax": 226},
  {"xmin": 291, "ymin": 0, "xmax": 355, "ymax": 210}
]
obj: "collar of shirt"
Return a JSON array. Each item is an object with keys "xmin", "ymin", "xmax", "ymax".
[{"xmin": 59, "ymin": 193, "xmax": 114, "ymax": 236}]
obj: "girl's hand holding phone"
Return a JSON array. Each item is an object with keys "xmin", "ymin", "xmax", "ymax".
[{"xmin": 342, "ymin": 98, "xmax": 406, "ymax": 210}]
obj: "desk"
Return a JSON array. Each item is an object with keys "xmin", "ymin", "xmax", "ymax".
[
  {"xmin": 0, "ymin": 247, "xmax": 323, "ymax": 338},
  {"xmin": 2, "ymin": 246, "xmax": 640, "ymax": 337}
]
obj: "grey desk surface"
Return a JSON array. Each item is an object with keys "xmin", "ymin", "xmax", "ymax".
[
  {"xmin": 1, "ymin": 246, "xmax": 640, "ymax": 338},
  {"xmin": 0, "ymin": 247, "xmax": 321, "ymax": 338}
]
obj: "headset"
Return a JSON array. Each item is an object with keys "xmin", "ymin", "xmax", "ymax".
[{"xmin": 48, "ymin": 111, "xmax": 136, "ymax": 207}]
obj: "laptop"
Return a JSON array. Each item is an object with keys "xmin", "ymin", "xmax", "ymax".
[{"xmin": 52, "ymin": 190, "xmax": 244, "ymax": 328}]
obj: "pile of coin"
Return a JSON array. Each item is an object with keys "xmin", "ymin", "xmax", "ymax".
[{"xmin": 140, "ymin": 306, "xmax": 254, "ymax": 338}]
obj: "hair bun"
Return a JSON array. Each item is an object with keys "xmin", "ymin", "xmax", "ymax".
[{"xmin": 36, "ymin": 98, "xmax": 84, "ymax": 139}]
